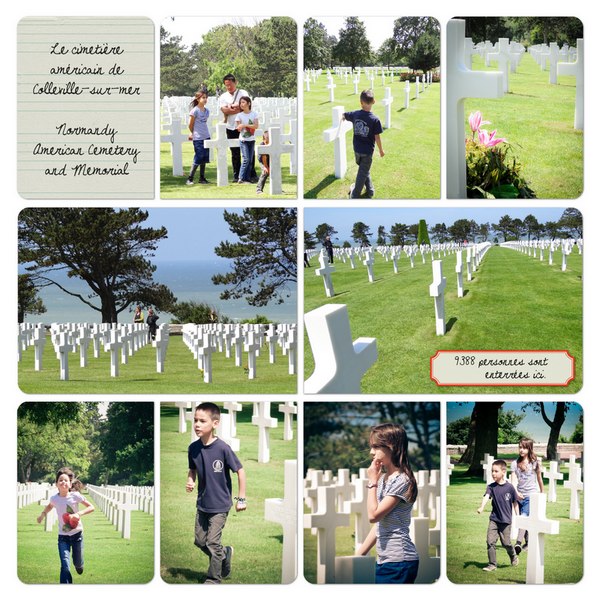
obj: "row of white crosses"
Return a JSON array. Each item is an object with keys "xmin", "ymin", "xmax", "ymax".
[
  {"xmin": 176, "ymin": 401, "xmax": 296, "ymax": 465},
  {"xmin": 181, "ymin": 322, "xmax": 297, "ymax": 383},
  {"xmin": 500, "ymin": 238, "xmax": 582, "ymax": 272},
  {"xmin": 161, "ymin": 95, "xmax": 297, "ymax": 191},
  {"xmin": 87, "ymin": 484, "xmax": 153, "ymax": 539},
  {"xmin": 17, "ymin": 482, "xmax": 54, "ymax": 508},
  {"xmin": 303, "ymin": 467, "xmax": 441, "ymax": 583},
  {"xmin": 19, "ymin": 322, "xmax": 160, "ymax": 380}
]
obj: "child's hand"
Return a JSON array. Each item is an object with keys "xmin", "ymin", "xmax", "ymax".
[
  {"xmin": 37, "ymin": 513, "xmax": 44, "ymax": 524},
  {"xmin": 517, "ymin": 492, "xmax": 524, "ymax": 500},
  {"xmin": 186, "ymin": 480, "xmax": 195, "ymax": 493},
  {"xmin": 367, "ymin": 458, "xmax": 382, "ymax": 483},
  {"xmin": 235, "ymin": 499, "xmax": 247, "ymax": 512},
  {"xmin": 188, "ymin": 135, "xmax": 193, "ymax": 141},
  {"xmin": 477, "ymin": 507, "xmax": 483, "ymax": 514},
  {"xmin": 379, "ymin": 149, "xmax": 385, "ymax": 158}
]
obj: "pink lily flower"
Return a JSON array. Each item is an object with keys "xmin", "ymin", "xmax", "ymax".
[
  {"xmin": 468, "ymin": 111, "xmax": 491, "ymax": 133},
  {"xmin": 478, "ymin": 129, "xmax": 507, "ymax": 148}
]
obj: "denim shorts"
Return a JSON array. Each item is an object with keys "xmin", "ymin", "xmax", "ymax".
[{"xmin": 376, "ymin": 559, "xmax": 419, "ymax": 584}]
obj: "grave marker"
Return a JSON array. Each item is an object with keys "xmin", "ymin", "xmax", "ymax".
[
  {"xmin": 429, "ymin": 260, "xmax": 447, "ymax": 336},
  {"xmin": 323, "ymin": 106, "xmax": 353, "ymax": 179}
]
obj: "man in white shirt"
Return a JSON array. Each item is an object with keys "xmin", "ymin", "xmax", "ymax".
[{"xmin": 219, "ymin": 74, "xmax": 257, "ymax": 182}]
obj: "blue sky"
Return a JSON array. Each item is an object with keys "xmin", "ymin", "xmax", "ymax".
[
  {"xmin": 304, "ymin": 207, "xmax": 574, "ymax": 243},
  {"xmin": 447, "ymin": 402, "xmax": 582, "ymax": 443}
]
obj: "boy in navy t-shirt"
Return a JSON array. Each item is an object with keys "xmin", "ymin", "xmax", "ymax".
[
  {"xmin": 477, "ymin": 459, "xmax": 519, "ymax": 571},
  {"xmin": 186, "ymin": 402, "xmax": 246, "ymax": 583},
  {"xmin": 343, "ymin": 89, "xmax": 385, "ymax": 199}
]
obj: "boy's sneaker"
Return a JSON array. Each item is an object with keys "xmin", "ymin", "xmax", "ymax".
[
  {"xmin": 256, "ymin": 189, "xmax": 263, "ymax": 194},
  {"xmin": 199, "ymin": 178, "xmax": 209, "ymax": 185},
  {"xmin": 511, "ymin": 555, "xmax": 519, "ymax": 566},
  {"xmin": 186, "ymin": 179, "xmax": 194, "ymax": 186},
  {"xmin": 222, "ymin": 546, "xmax": 234, "ymax": 579},
  {"xmin": 75, "ymin": 566, "xmax": 84, "ymax": 575},
  {"xmin": 514, "ymin": 543, "xmax": 522, "ymax": 555},
  {"xmin": 348, "ymin": 183, "xmax": 355, "ymax": 198},
  {"xmin": 482, "ymin": 564, "xmax": 497, "ymax": 572}
]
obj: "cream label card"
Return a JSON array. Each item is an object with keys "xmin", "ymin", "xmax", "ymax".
[{"xmin": 17, "ymin": 17, "xmax": 154, "ymax": 199}]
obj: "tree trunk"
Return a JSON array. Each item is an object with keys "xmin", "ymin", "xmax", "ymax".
[
  {"xmin": 541, "ymin": 402, "xmax": 566, "ymax": 461},
  {"xmin": 465, "ymin": 402, "xmax": 504, "ymax": 476}
]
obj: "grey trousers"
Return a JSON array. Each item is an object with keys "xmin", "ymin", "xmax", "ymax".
[
  {"xmin": 195, "ymin": 510, "xmax": 229, "ymax": 582},
  {"xmin": 486, "ymin": 520, "xmax": 515, "ymax": 566},
  {"xmin": 351, "ymin": 152, "xmax": 374, "ymax": 198}
]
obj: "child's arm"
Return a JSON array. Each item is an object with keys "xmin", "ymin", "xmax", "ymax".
[
  {"xmin": 74, "ymin": 499, "xmax": 95, "ymax": 522},
  {"xmin": 477, "ymin": 494, "xmax": 490, "ymax": 513},
  {"xmin": 244, "ymin": 118, "xmax": 259, "ymax": 133},
  {"xmin": 188, "ymin": 114, "xmax": 195, "ymax": 135},
  {"xmin": 186, "ymin": 468, "xmax": 196, "ymax": 493},
  {"xmin": 235, "ymin": 467, "xmax": 247, "ymax": 512},
  {"xmin": 375, "ymin": 134, "xmax": 385, "ymax": 158},
  {"xmin": 536, "ymin": 463, "xmax": 544, "ymax": 492},
  {"xmin": 260, "ymin": 154, "xmax": 270, "ymax": 173},
  {"xmin": 355, "ymin": 524, "xmax": 377, "ymax": 556},
  {"xmin": 37, "ymin": 501, "xmax": 54, "ymax": 524}
]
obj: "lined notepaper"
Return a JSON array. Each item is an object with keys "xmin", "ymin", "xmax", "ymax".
[{"xmin": 17, "ymin": 16, "xmax": 154, "ymax": 199}]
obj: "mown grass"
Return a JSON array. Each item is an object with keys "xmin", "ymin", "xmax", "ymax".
[
  {"xmin": 304, "ymin": 75, "xmax": 440, "ymax": 199},
  {"xmin": 464, "ymin": 52, "xmax": 583, "ymax": 199},
  {"xmin": 447, "ymin": 461, "xmax": 583, "ymax": 584},
  {"xmin": 304, "ymin": 245, "xmax": 582, "ymax": 394},
  {"xmin": 18, "ymin": 334, "xmax": 297, "ymax": 394},
  {"xmin": 17, "ymin": 494, "xmax": 154, "ymax": 584},
  {"xmin": 160, "ymin": 404, "xmax": 297, "ymax": 584}
]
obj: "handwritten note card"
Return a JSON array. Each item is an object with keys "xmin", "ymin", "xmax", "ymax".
[{"xmin": 17, "ymin": 17, "xmax": 154, "ymax": 199}]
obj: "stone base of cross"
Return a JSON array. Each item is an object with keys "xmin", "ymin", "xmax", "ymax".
[{"xmin": 304, "ymin": 304, "xmax": 377, "ymax": 394}]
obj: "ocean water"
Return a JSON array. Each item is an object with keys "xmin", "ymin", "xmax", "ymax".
[{"xmin": 21, "ymin": 259, "xmax": 297, "ymax": 325}]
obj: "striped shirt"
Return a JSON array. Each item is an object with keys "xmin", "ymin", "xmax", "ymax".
[
  {"xmin": 376, "ymin": 472, "xmax": 419, "ymax": 563},
  {"xmin": 511, "ymin": 459, "xmax": 540, "ymax": 496}
]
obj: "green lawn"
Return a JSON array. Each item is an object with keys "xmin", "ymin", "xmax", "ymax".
[
  {"xmin": 304, "ymin": 245, "xmax": 582, "ymax": 394},
  {"xmin": 18, "ymin": 334, "xmax": 297, "ymax": 394},
  {"xmin": 160, "ymin": 134, "xmax": 297, "ymax": 199},
  {"xmin": 447, "ymin": 461, "xmax": 583, "ymax": 584},
  {"xmin": 464, "ymin": 53, "xmax": 583, "ymax": 199},
  {"xmin": 304, "ymin": 75, "xmax": 440, "ymax": 199},
  {"xmin": 160, "ymin": 404, "xmax": 297, "ymax": 584},
  {"xmin": 17, "ymin": 494, "xmax": 154, "ymax": 584}
]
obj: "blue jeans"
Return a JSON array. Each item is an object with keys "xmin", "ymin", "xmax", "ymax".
[
  {"xmin": 517, "ymin": 496, "xmax": 531, "ymax": 544},
  {"xmin": 352, "ymin": 152, "xmax": 374, "ymax": 198},
  {"xmin": 239, "ymin": 140, "xmax": 255, "ymax": 182},
  {"xmin": 58, "ymin": 533, "xmax": 83, "ymax": 584},
  {"xmin": 192, "ymin": 139, "xmax": 210, "ymax": 165},
  {"xmin": 376, "ymin": 559, "xmax": 419, "ymax": 584}
]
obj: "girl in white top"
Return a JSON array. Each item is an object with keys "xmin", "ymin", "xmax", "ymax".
[
  {"xmin": 37, "ymin": 467, "xmax": 95, "ymax": 583},
  {"xmin": 356, "ymin": 423, "xmax": 420, "ymax": 583},
  {"xmin": 234, "ymin": 96, "xmax": 259, "ymax": 183}
]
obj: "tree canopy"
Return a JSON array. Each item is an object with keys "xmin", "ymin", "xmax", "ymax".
[
  {"xmin": 304, "ymin": 18, "xmax": 335, "ymax": 69},
  {"xmin": 18, "ymin": 208, "xmax": 176, "ymax": 323},
  {"xmin": 18, "ymin": 274, "xmax": 46, "ymax": 323},
  {"xmin": 212, "ymin": 208, "xmax": 297, "ymax": 306},
  {"xmin": 393, "ymin": 17, "xmax": 440, "ymax": 71},
  {"xmin": 333, "ymin": 17, "xmax": 373, "ymax": 70},
  {"xmin": 160, "ymin": 18, "xmax": 297, "ymax": 98}
]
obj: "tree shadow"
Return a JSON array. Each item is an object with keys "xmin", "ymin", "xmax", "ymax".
[
  {"xmin": 446, "ymin": 317, "xmax": 458, "ymax": 333},
  {"xmin": 304, "ymin": 174, "xmax": 339, "ymax": 199}
]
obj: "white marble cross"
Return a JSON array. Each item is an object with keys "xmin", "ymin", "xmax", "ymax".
[
  {"xmin": 265, "ymin": 460, "xmax": 298, "ymax": 584},
  {"xmin": 481, "ymin": 453, "xmax": 495, "ymax": 484},
  {"xmin": 278, "ymin": 401, "xmax": 297, "ymax": 441},
  {"xmin": 304, "ymin": 304, "xmax": 377, "ymax": 394},
  {"xmin": 446, "ymin": 455, "xmax": 455, "ymax": 486},
  {"xmin": 204, "ymin": 122, "xmax": 240, "ymax": 186},
  {"xmin": 256, "ymin": 126, "xmax": 293, "ymax": 195},
  {"xmin": 563, "ymin": 460, "xmax": 583, "ymax": 520},
  {"xmin": 326, "ymin": 75, "xmax": 336, "ymax": 102},
  {"xmin": 104, "ymin": 329, "xmax": 122, "ymax": 378},
  {"xmin": 315, "ymin": 249, "xmax": 336, "ymax": 297},
  {"xmin": 455, "ymin": 249, "xmax": 464, "ymax": 297},
  {"xmin": 323, "ymin": 106, "xmax": 353, "ymax": 179},
  {"xmin": 543, "ymin": 460, "xmax": 564, "ymax": 502},
  {"xmin": 343, "ymin": 476, "xmax": 370, "ymax": 549},
  {"xmin": 303, "ymin": 485, "xmax": 350, "ymax": 584},
  {"xmin": 404, "ymin": 80, "xmax": 411, "ymax": 108},
  {"xmin": 513, "ymin": 493, "xmax": 559, "ymax": 584},
  {"xmin": 429, "ymin": 260, "xmax": 447, "ymax": 336},
  {"xmin": 557, "ymin": 38, "xmax": 583, "ymax": 130},
  {"xmin": 33, "ymin": 327, "xmax": 46, "ymax": 371},
  {"xmin": 335, "ymin": 555, "xmax": 376, "ymax": 584},
  {"xmin": 363, "ymin": 249, "xmax": 375, "ymax": 283},
  {"xmin": 410, "ymin": 516, "xmax": 441, "ymax": 583},
  {"xmin": 447, "ymin": 19, "xmax": 504, "ymax": 198},
  {"xmin": 244, "ymin": 331, "xmax": 260, "ymax": 379},
  {"xmin": 160, "ymin": 116, "xmax": 188, "ymax": 176},
  {"xmin": 251, "ymin": 402, "xmax": 277, "ymax": 463},
  {"xmin": 381, "ymin": 87, "xmax": 393, "ymax": 129}
]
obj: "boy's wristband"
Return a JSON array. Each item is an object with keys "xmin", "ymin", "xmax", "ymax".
[{"xmin": 235, "ymin": 497, "xmax": 246, "ymax": 503}]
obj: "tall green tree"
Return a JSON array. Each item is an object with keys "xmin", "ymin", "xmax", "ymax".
[
  {"xmin": 393, "ymin": 17, "xmax": 440, "ymax": 71},
  {"xmin": 333, "ymin": 17, "xmax": 372, "ymax": 69},
  {"xmin": 377, "ymin": 38, "xmax": 400, "ymax": 68},
  {"xmin": 18, "ymin": 274, "xmax": 46, "ymax": 323},
  {"xmin": 448, "ymin": 218, "xmax": 472, "ymax": 242},
  {"xmin": 493, "ymin": 214, "xmax": 515, "ymax": 242},
  {"xmin": 304, "ymin": 230, "xmax": 318, "ymax": 250},
  {"xmin": 430, "ymin": 223, "xmax": 449, "ymax": 243},
  {"xmin": 160, "ymin": 26, "xmax": 198, "ymax": 97},
  {"xmin": 351, "ymin": 221, "xmax": 372, "ymax": 246},
  {"xmin": 390, "ymin": 223, "xmax": 410, "ymax": 245},
  {"xmin": 212, "ymin": 208, "xmax": 297, "ymax": 306},
  {"xmin": 18, "ymin": 208, "xmax": 176, "ymax": 323},
  {"xmin": 169, "ymin": 301, "xmax": 229, "ymax": 324},
  {"xmin": 559, "ymin": 208, "xmax": 583, "ymax": 238},
  {"xmin": 314, "ymin": 223, "xmax": 338, "ymax": 243},
  {"xmin": 416, "ymin": 219, "xmax": 431, "ymax": 246},
  {"xmin": 304, "ymin": 18, "xmax": 333, "ymax": 69},
  {"xmin": 376, "ymin": 225, "xmax": 388, "ymax": 245}
]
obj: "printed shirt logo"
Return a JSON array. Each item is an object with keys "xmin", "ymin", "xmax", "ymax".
[
  {"xmin": 504, "ymin": 492, "xmax": 513, "ymax": 501},
  {"xmin": 213, "ymin": 459, "xmax": 224, "ymax": 473},
  {"xmin": 354, "ymin": 119, "xmax": 370, "ymax": 138}
]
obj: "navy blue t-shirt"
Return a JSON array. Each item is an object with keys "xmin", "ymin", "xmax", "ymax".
[
  {"xmin": 343, "ymin": 109, "xmax": 383, "ymax": 155},
  {"xmin": 188, "ymin": 437, "xmax": 243, "ymax": 513},
  {"xmin": 485, "ymin": 481, "xmax": 517, "ymax": 524}
]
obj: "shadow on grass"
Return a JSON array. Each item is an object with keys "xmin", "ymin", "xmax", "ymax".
[
  {"xmin": 463, "ymin": 289, "xmax": 470, "ymax": 297},
  {"xmin": 164, "ymin": 567, "xmax": 203, "ymax": 583},
  {"xmin": 462, "ymin": 560, "xmax": 489, "ymax": 570},
  {"xmin": 331, "ymin": 290, "xmax": 351, "ymax": 298},
  {"xmin": 396, "ymin": 107, "xmax": 407, "ymax": 113},
  {"xmin": 304, "ymin": 174, "xmax": 338, "ymax": 199},
  {"xmin": 446, "ymin": 317, "xmax": 458, "ymax": 333}
]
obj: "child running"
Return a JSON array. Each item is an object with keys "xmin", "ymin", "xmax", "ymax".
[
  {"xmin": 511, "ymin": 438, "xmax": 544, "ymax": 554},
  {"xmin": 355, "ymin": 423, "xmax": 420, "ymax": 583},
  {"xmin": 36, "ymin": 467, "xmax": 95, "ymax": 584},
  {"xmin": 186, "ymin": 89, "xmax": 211, "ymax": 185},
  {"xmin": 477, "ymin": 459, "xmax": 519, "ymax": 571},
  {"xmin": 186, "ymin": 402, "xmax": 246, "ymax": 584}
]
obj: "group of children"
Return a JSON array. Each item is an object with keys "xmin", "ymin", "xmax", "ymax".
[
  {"xmin": 185, "ymin": 88, "xmax": 270, "ymax": 194},
  {"xmin": 477, "ymin": 438, "xmax": 544, "ymax": 572}
]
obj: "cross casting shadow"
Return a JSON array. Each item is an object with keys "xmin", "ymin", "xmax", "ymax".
[
  {"xmin": 304, "ymin": 174, "xmax": 338, "ymax": 199},
  {"xmin": 165, "ymin": 567, "xmax": 204, "ymax": 583},
  {"xmin": 462, "ymin": 289, "xmax": 470, "ymax": 298},
  {"xmin": 396, "ymin": 107, "xmax": 408, "ymax": 113},
  {"xmin": 331, "ymin": 290, "xmax": 351, "ymax": 298},
  {"xmin": 446, "ymin": 317, "xmax": 458, "ymax": 333},
  {"xmin": 319, "ymin": 100, "xmax": 334, "ymax": 106}
]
